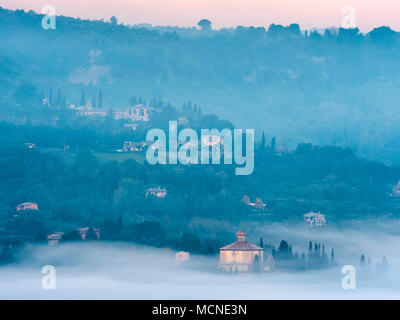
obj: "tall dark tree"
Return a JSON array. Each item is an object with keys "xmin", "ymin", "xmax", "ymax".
[
  {"xmin": 86, "ymin": 227, "xmax": 98, "ymax": 240},
  {"xmin": 261, "ymin": 131, "xmax": 266, "ymax": 151},
  {"xmin": 271, "ymin": 136, "xmax": 276, "ymax": 153},
  {"xmin": 61, "ymin": 230, "xmax": 81, "ymax": 242},
  {"xmin": 360, "ymin": 254, "xmax": 366, "ymax": 266},
  {"xmin": 253, "ymin": 254, "xmax": 261, "ymax": 272},
  {"xmin": 110, "ymin": 16, "xmax": 118, "ymax": 25},
  {"xmin": 198, "ymin": 19, "xmax": 212, "ymax": 31},
  {"xmin": 259, "ymin": 238, "xmax": 264, "ymax": 249}
]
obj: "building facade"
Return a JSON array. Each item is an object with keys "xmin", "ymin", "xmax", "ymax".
[
  {"xmin": 219, "ymin": 231, "xmax": 263, "ymax": 272},
  {"xmin": 115, "ymin": 105, "xmax": 154, "ymax": 122},
  {"xmin": 16, "ymin": 202, "xmax": 39, "ymax": 211},
  {"xmin": 303, "ymin": 211, "xmax": 326, "ymax": 227},
  {"xmin": 145, "ymin": 187, "xmax": 167, "ymax": 198}
]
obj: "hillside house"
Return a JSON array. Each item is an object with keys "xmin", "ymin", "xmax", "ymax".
[
  {"xmin": 47, "ymin": 232, "xmax": 64, "ymax": 245},
  {"xmin": 241, "ymin": 195, "xmax": 267, "ymax": 211},
  {"xmin": 115, "ymin": 105, "xmax": 154, "ymax": 122},
  {"xmin": 145, "ymin": 187, "xmax": 167, "ymax": 198},
  {"xmin": 16, "ymin": 202, "xmax": 38, "ymax": 211},
  {"xmin": 303, "ymin": 211, "xmax": 326, "ymax": 227},
  {"xmin": 176, "ymin": 251, "xmax": 190, "ymax": 263},
  {"xmin": 78, "ymin": 227, "xmax": 101, "ymax": 240}
]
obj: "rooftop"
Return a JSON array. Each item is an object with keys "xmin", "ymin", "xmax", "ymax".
[
  {"xmin": 304, "ymin": 211, "xmax": 324, "ymax": 217},
  {"xmin": 220, "ymin": 231, "xmax": 263, "ymax": 251}
]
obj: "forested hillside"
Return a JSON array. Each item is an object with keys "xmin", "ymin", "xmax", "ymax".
[
  {"xmin": 1, "ymin": 120, "xmax": 400, "ymax": 250},
  {"xmin": 2, "ymin": 7, "xmax": 400, "ymax": 163}
]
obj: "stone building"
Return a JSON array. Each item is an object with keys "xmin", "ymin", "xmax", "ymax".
[
  {"xmin": 219, "ymin": 231, "xmax": 263, "ymax": 272},
  {"xmin": 303, "ymin": 211, "xmax": 326, "ymax": 227},
  {"xmin": 115, "ymin": 105, "xmax": 154, "ymax": 122}
]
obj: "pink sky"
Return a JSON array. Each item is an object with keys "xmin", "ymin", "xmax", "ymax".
[{"xmin": 2, "ymin": 0, "xmax": 399, "ymax": 31}]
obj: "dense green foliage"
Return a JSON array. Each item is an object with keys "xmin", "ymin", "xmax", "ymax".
[
  {"xmin": 1, "ymin": 119, "xmax": 400, "ymax": 250},
  {"xmin": 2, "ymin": 7, "xmax": 400, "ymax": 163}
]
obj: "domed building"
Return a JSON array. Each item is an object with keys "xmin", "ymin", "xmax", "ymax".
[{"xmin": 219, "ymin": 231, "xmax": 263, "ymax": 272}]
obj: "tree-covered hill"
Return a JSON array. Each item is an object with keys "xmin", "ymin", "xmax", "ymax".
[
  {"xmin": 2, "ymin": 7, "xmax": 400, "ymax": 163},
  {"xmin": 1, "ymin": 121, "xmax": 400, "ymax": 247}
]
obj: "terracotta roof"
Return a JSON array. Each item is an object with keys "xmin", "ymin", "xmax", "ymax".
[
  {"xmin": 220, "ymin": 240, "xmax": 263, "ymax": 251},
  {"xmin": 17, "ymin": 202, "xmax": 37, "ymax": 206}
]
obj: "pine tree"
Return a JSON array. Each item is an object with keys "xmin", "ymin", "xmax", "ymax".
[
  {"xmin": 271, "ymin": 136, "xmax": 276, "ymax": 153},
  {"xmin": 259, "ymin": 238, "xmax": 264, "ymax": 249},
  {"xmin": 261, "ymin": 131, "xmax": 266, "ymax": 150},
  {"xmin": 321, "ymin": 245, "xmax": 329, "ymax": 267},
  {"xmin": 331, "ymin": 248, "xmax": 335, "ymax": 266},
  {"xmin": 308, "ymin": 241, "xmax": 313, "ymax": 268}
]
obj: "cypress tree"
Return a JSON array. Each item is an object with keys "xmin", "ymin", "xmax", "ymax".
[
  {"xmin": 360, "ymin": 254, "xmax": 366, "ymax": 266},
  {"xmin": 271, "ymin": 136, "xmax": 276, "ymax": 153},
  {"xmin": 259, "ymin": 238, "xmax": 264, "ymax": 249}
]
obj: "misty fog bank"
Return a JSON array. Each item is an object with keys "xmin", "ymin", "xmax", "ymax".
[{"xmin": 1, "ymin": 222, "xmax": 399, "ymax": 299}]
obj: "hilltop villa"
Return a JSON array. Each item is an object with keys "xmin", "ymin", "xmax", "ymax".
[
  {"xmin": 115, "ymin": 105, "xmax": 154, "ymax": 122},
  {"xmin": 303, "ymin": 211, "xmax": 326, "ymax": 227},
  {"xmin": 219, "ymin": 231, "xmax": 264, "ymax": 272}
]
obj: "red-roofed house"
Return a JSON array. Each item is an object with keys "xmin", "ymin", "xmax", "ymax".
[
  {"xmin": 219, "ymin": 231, "xmax": 263, "ymax": 272},
  {"xmin": 16, "ymin": 202, "xmax": 39, "ymax": 211},
  {"xmin": 78, "ymin": 227, "xmax": 101, "ymax": 240}
]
